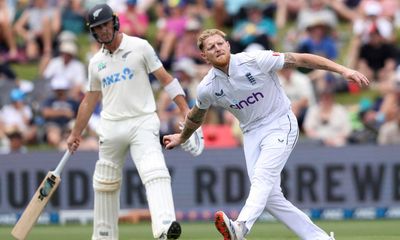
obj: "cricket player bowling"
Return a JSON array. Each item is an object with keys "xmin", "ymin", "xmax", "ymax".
[{"xmin": 164, "ymin": 29, "xmax": 369, "ymax": 240}]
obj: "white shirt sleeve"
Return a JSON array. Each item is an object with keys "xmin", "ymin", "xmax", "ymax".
[
  {"xmin": 195, "ymin": 82, "xmax": 212, "ymax": 110},
  {"xmin": 142, "ymin": 40, "xmax": 163, "ymax": 74},
  {"xmin": 253, "ymin": 50, "xmax": 285, "ymax": 74},
  {"xmin": 87, "ymin": 61, "xmax": 101, "ymax": 91}
]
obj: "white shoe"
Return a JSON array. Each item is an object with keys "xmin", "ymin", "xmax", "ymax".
[
  {"xmin": 329, "ymin": 232, "xmax": 335, "ymax": 240},
  {"xmin": 214, "ymin": 211, "xmax": 247, "ymax": 240}
]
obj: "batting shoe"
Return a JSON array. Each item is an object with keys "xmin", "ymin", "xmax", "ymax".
[
  {"xmin": 214, "ymin": 211, "xmax": 247, "ymax": 240},
  {"xmin": 159, "ymin": 221, "xmax": 181, "ymax": 240}
]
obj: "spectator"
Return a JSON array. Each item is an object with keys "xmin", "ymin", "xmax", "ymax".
[
  {"xmin": 358, "ymin": 0, "xmax": 399, "ymax": 22},
  {"xmin": 348, "ymin": 71, "xmax": 399, "ymax": 144},
  {"xmin": 41, "ymin": 77, "xmax": 79, "ymax": 147},
  {"xmin": 84, "ymin": 0, "xmax": 108, "ymax": 11},
  {"xmin": 156, "ymin": 0, "xmax": 189, "ymax": 66},
  {"xmin": 0, "ymin": 61, "xmax": 16, "ymax": 80},
  {"xmin": 286, "ymin": 0, "xmax": 337, "ymax": 55},
  {"xmin": 118, "ymin": 0, "xmax": 149, "ymax": 38},
  {"xmin": 174, "ymin": 18, "xmax": 203, "ymax": 63},
  {"xmin": 275, "ymin": 0, "xmax": 306, "ymax": 29},
  {"xmin": 304, "ymin": 89, "xmax": 352, "ymax": 147},
  {"xmin": 0, "ymin": 88, "xmax": 36, "ymax": 143},
  {"xmin": 56, "ymin": 30, "xmax": 78, "ymax": 55},
  {"xmin": 296, "ymin": 16, "xmax": 342, "ymax": 93},
  {"xmin": 0, "ymin": 128, "xmax": 27, "ymax": 154},
  {"xmin": 0, "ymin": 62, "xmax": 18, "ymax": 107},
  {"xmin": 347, "ymin": 97, "xmax": 379, "ymax": 144},
  {"xmin": 356, "ymin": 23, "xmax": 397, "ymax": 83},
  {"xmin": 184, "ymin": 0, "xmax": 211, "ymax": 21},
  {"xmin": 297, "ymin": 0, "xmax": 338, "ymax": 32},
  {"xmin": 323, "ymin": 0, "xmax": 359, "ymax": 22},
  {"xmin": 58, "ymin": 30, "xmax": 78, "ymax": 45},
  {"xmin": 0, "ymin": 60, "xmax": 34, "ymax": 100},
  {"xmin": 374, "ymin": 74, "xmax": 400, "ymax": 146},
  {"xmin": 278, "ymin": 68, "xmax": 316, "ymax": 130},
  {"xmin": 42, "ymin": 41, "xmax": 86, "ymax": 101},
  {"xmin": 231, "ymin": 2, "xmax": 276, "ymax": 52},
  {"xmin": 378, "ymin": 111, "xmax": 400, "ymax": 145},
  {"xmin": 297, "ymin": 19, "xmax": 338, "ymax": 61},
  {"xmin": 0, "ymin": 0, "xmax": 18, "ymax": 61},
  {"xmin": 14, "ymin": 0, "xmax": 61, "ymax": 71},
  {"xmin": 61, "ymin": 0, "xmax": 86, "ymax": 35},
  {"xmin": 291, "ymin": 0, "xmax": 340, "ymax": 91},
  {"xmin": 212, "ymin": 0, "xmax": 252, "ymax": 29},
  {"xmin": 375, "ymin": 74, "xmax": 400, "ymax": 124},
  {"xmin": 347, "ymin": 0, "xmax": 395, "ymax": 69},
  {"xmin": 354, "ymin": 1, "xmax": 394, "ymax": 43},
  {"xmin": 5, "ymin": 129, "xmax": 27, "ymax": 153},
  {"xmin": 107, "ymin": 0, "xmax": 128, "ymax": 13}
]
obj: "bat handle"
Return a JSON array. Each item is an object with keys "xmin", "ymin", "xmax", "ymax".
[{"xmin": 53, "ymin": 150, "xmax": 71, "ymax": 177}]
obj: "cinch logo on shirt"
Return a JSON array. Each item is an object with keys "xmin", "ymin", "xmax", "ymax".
[
  {"xmin": 102, "ymin": 68, "xmax": 134, "ymax": 88},
  {"xmin": 229, "ymin": 92, "xmax": 264, "ymax": 110}
]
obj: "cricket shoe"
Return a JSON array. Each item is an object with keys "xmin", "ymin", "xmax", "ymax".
[
  {"xmin": 214, "ymin": 211, "xmax": 247, "ymax": 240},
  {"xmin": 159, "ymin": 221, "xmax": 181, "ymax": 240},
  {"xmin": 329, "ymin": 232, "xmax": 335, "ymax": 240}
]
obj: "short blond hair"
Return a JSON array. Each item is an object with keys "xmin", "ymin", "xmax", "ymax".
[{"xmin": 197, "ymin": 29, "xmax": 227, "ymax": 51}]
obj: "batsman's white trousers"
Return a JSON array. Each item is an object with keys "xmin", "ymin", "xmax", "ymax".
[
  {"xmin": 93, "ymin": 113, "xmax": 176, "ymax": 239},
  {"xmin": 237, "ymin": 111, "xmax": 331, "ymax": 240}
]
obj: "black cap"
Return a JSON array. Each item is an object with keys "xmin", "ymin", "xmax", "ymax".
[{"xmin": 87, "ymin": 4, "xmax": 114, "ymax": 28}]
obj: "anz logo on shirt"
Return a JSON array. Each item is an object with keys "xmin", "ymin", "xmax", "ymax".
[
  {"xmin": 230, "ymin": 92, "xmax": 264, "ymax": 110},
  {"xmin": 102, "ymin": 67, "xmax": 134, "ymax": 88}
]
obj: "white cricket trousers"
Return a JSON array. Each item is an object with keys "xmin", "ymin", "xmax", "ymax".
[
  {"xmin": 92, "ymin": 113, "xmax": 176, "ymax": 239},
  {"xmin": 237, "ymin": 112, "xmax": 330, "ymax": 240}
]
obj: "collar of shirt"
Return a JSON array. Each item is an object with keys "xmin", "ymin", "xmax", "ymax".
[
  {"xmin": 101, "ymin": 33, "xmax": 129, "ymax": 56},
  {"xmin": 212, "ymin": 53, "xmax": 237, "ymax": 79}
]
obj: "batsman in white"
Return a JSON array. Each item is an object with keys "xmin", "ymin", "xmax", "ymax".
[
  {"xmin": 66, "ymin": 4, "xmax": 201, "ymax": 240},
  {"xmin": 163, "ymin": 29, "xmax": 370, "ymax": 240}
]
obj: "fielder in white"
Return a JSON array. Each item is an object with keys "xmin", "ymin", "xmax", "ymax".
[
  {"xmin": 163, "ymin": 29, "xmax": 370, "ymax": 240},
  {"xmin": 67, "ymin": 4, "xmax": 202, "ymax": 240}
]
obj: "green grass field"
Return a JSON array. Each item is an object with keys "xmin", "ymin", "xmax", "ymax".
[{"xmin": 1, "ymin": 219, "xmax": 399, "ymax": 240}]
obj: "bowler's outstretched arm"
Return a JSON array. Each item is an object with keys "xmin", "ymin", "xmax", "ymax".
[{"xmin": 283, "ymin": 52, "xmax": 370, "ymax": 86}]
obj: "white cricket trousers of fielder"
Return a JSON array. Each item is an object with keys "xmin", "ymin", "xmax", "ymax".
[
  {"xmin": 237, "ymin": 111, "xmax": 331, "ymax": 240},
  {"xmin": 92, "ymin": 113, "xmax": 176, "ymax": 240}
]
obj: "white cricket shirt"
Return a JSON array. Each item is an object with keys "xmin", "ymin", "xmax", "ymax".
[
  {"xmin": 87, "ymin": 34, "xmax": 162, "ymax": 120},
  {"xmin": 196, "ymin": 50, "xmax": 291, "ymax": 132}
]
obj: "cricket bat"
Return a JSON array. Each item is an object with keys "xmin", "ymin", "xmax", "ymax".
[{"xmin": 11, "ymin": 150, "xmax": 72, "ymax": 240}]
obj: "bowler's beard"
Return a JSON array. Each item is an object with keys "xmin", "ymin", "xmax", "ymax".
[{"xmin": 213, "ymin": 53, "xmax": 230, "ymax": 69}]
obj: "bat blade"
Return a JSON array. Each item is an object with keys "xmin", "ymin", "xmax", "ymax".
[{"xmin": 11, "ymin": 172, "xmax": 61, "ymax": 240}]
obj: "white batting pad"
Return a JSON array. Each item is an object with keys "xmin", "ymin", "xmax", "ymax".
[
  {"xmin": 145, "ymin": 177, "xmax": 176, "ymax": 238},
  {"xmin": 131, "ymin": 147, "xmax": 176, "ymax": 238},
  {"xmin": 92, "ymin": 160, "xmax": 122, "ymax": 240}
]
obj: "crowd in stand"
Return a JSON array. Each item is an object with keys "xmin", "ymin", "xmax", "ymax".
[{"xmin": 0, "ymin": 0, "xmax": 400, "ymax": 153}]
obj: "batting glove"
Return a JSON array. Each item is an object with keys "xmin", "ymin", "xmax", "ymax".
[{"xmin": 179, "ymin": 123, "xmax": 204, "ymax": 157}]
